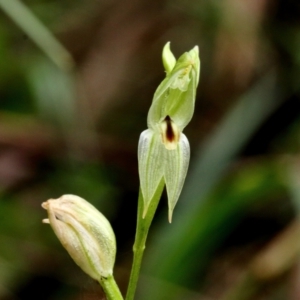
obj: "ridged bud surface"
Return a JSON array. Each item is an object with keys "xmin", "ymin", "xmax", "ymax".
[{"xmin": 42, "ymin": 194, "xmax": 116, "ymax": 280}]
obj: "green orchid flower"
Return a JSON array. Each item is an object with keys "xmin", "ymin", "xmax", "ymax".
[{"xmin": 138, "ymin": 42, "xmax": 200, "ymax": 222}]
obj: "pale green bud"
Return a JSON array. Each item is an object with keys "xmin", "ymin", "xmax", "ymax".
[
  {"xmin": 138, "ymin": 43, "xmax": 200, "ymax": 222},
  {"xmin": 42, "ymin": 194, "xmax": 116, "ymax": 280}
]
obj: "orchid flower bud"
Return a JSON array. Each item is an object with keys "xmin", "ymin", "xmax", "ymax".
[
  {"xmin": 138, "ymin": 42, "xmax": 200, "ymax": 222},
  {"xmin": 42, "ymin": 194, "xmax": 116, "ymax": 280}
]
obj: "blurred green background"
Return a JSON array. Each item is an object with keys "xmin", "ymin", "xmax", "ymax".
[{"xmin": 1, "ymin": 0, "xmax": 300, "ymax": 299}]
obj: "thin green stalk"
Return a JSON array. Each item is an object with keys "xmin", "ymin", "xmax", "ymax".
[
  {"xmin": 0, "ymin": 0, "xmax": 74, "ymax": 71},
  {"xmin": 126, "ymin": 179, "xmax": 165, "ymax": 300},
  {"xmin": 99, "ymin": 275, "xmax": 124, "ymax": 300}
]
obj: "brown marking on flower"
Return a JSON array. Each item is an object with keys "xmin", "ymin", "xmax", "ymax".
[{"xmin": 165, "ymin": 116, "xmax": 175, "ymax": 143}]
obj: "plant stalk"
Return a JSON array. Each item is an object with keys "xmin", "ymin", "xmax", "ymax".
[
  {"xmin": 125, "ymin": 179, "xmax": 165, "ymax": 300},
  {"xmin": 99, "ymin": 275, "xmax": 124, "ymax": 300}
]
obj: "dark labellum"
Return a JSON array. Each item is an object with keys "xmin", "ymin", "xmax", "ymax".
[{"xmin": 165, "ymin": 116, "xmax": 175, "ymax": 142}]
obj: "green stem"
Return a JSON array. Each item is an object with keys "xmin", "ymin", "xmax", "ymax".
[
  {"xmin": 0, "ymin": 0, "xmax": 74, "ymax": 71},
  {"xmin": 126, "ymin": 179, "xmax": 165, "ymax": 300},
  {"xmin": 99, "ymin": 275, "xmax": 124, "ymax": 300}
]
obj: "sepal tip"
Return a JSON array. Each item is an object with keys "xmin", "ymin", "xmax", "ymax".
[{"xmin": 162, "ymin": 42, "xmax": 176, "ymax": 74}]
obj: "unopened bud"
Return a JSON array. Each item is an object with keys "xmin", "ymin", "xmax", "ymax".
[{"xmin": 42, "ymin": 194, "xmax": 116, "ymax": 280}]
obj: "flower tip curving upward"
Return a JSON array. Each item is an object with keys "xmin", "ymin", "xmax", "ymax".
[
  {"xmin": 42, "ymin": 194, "xmax": 116, "ymax": 280},
  {"xmin": 138, "ymin": 42, "xmax": 200, "ymax": 221},
  {"xmin": 162, "ymin": 42, "xmax": 176, "ymax": 74}
]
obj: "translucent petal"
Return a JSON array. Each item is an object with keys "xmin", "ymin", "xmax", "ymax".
[
  {"xmin": 189, "ymin": 46, "xmax": 200, "ymax": 85},
  {"xmin": 170, "ymin": 69, "xmax": 197, "ymax": 130},
  {"xmin": 147, "ymin": 69, "xmax": 184, "ymax": 129},
  {"xmin": 164, "ymin": 133, "xmax": 190, "ymax": 222},
  {"xmin": 57, "ymin": 214, "xmax": 105, "ymax": 279},
  {"xmin": 62, "ymin": 211, "xmax": 115, "ymax": 278},
  {"xmin": 138, "ymin": 129, "xmax": 164, "ymax": 216},
  {"xmin": 147, "ymin": 49, "xmax": 200, "ymax": 130},
  {"xmin": 170, "ymin": 65, "xmax": 191, "ymax": 91}
]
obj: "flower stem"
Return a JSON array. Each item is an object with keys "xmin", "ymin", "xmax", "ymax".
[
  {"xmin": 99, "ymin": 275, "xmax": 124, "ymax": 300},
  {"xmin": 125, "ymin": 179, "xmax": 165, "ymax": 300}
]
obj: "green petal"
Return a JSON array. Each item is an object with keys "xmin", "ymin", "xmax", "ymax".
[
  {"xmin": 60, "ymin": 213, "xmax": 109, "ymax": 278},
  {"xmin": 164, "ymin": 133, "xmax": 190, "ymax": 222},
  {"xmin": 168, "ymin": 66, "xmax": 198, "ymax": 129},
  {"xmin": 147, "ymin": 47, "xmax": 200, "ymax": 130},
  {"xmin": 138, "ymin": 129, "xmax": 164, "ymax": 217}
]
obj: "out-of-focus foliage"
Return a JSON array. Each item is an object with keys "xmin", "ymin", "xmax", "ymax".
[{"xmin": 1, "ymin": 0, "xmax": 300, "ymax": 299}]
